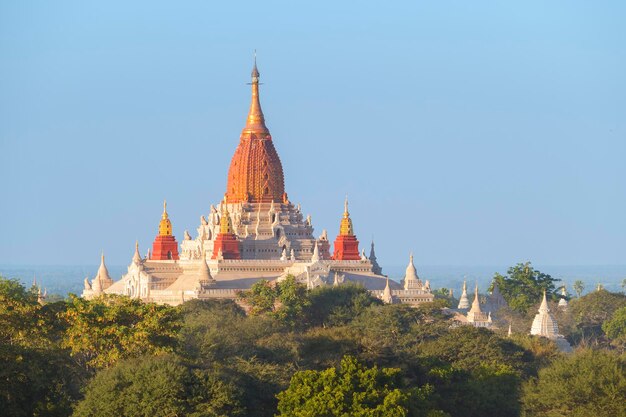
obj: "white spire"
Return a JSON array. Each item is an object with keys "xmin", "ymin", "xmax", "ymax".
[
  {"xmin": 381, "ymin": 277, "xmax": 394, "ymax": 304},
  {"xmin": 403, "ymin": 252, "xmax": 421, "ymax": 290},
  {"xmin": 468, "ymin": 284, "xmax": 482, "ymax": 315},
  {"xmin": 198, "ymin": 250, "xmax": 213, "ymax": 282},
  {"xmin": 311, "ymin": 241, "xmax": 320, "ymax": 262},
  {"xmin": 530, "ymin": 290, "xmax": 560, "ymax": 339},
  {"xmin": 538, "ymin": 290, "xmax": 549, "ymax": 313},
  {"xmin": 457, "ymin": 280, "xmax": 470, "ymax": 309},
  {"xmin": 132, "ymin": 241, "xmax": 142, "ymax": 264},
  {"xmin": 508, "ymin": 322, "xmax": 512, "ymax": 337}
]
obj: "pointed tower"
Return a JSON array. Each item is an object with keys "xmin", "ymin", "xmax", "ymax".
[
  {"xmin": 212, "ymin": 199, "xmax": 241, "ymax": 260},
  {"xmin": 311, "ymin": 241, "xmax": 320, "ymax": 262},
  {"xmin": 196, "ymin": 251, "xmax": 214, "ymax": 289},
  {"xmin": 457, "ymin": 280, "xmax": 470, "ymax": 309},
  {"xmin": 152, "ymin": 200, "xmax": 180, "ymax": 260},
  {"xmin": 403, "ymin": 253, "xmax": 423, "ymax": 290},
  {"xmin": 226, "ymin": 55, "xmax": 286, "ymax": 203},
  {"xmin": 332, "ymin": 197, "xmax": 361, "ymax": 260},
  {"xmin": 369, "ymin": 240, "xmax": 383, "ymax": 275},
  {"xmin": 466, "ymin": 284, "xmax": 490, "ymax": 327},
  {"xmin": 380, "ymin": 278, "xmax": 396, "ymax": 304},
  {"xmin": 530, "ymin": 291, "xmax": 559, "ymax": 338},
  {"xmin": 132, "ymin": 241, "xmax": 142, "ymax": 265},
  {"xmin": 92, "ymin": 252, "xmax": 114, "ymax": 293}
]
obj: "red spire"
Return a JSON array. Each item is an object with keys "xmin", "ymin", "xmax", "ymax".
[{"xmin": 225, "ymin": 56, "xmax": 286, "ymax": 203}]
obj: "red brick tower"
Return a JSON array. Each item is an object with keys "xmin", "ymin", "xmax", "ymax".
[
  {"xmin": 152, "ymin": 200, "xmax": 180, "ymax": 260},
  {"xmin": 212, "ymin": 199, "xmax": 241, "ymax": 260},
  {"xmin": 332, "ymin": 197, "xmax": 361, "ymax": 260},
  {"xmin": 225, "ymin": 57, "xmax": 287, "ymax": 204}
]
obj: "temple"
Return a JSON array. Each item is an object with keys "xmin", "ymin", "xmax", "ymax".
[
  {"xmin": 530, "ymin": 291, "xmax": 572, "ymax": 352},
  {"xmin": 82, "ymin": 60, "xmax": 433, "ymax": 306}
]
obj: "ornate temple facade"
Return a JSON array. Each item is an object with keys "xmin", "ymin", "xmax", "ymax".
[{"xmin": 82, "ymin": 61, "xmax": 433, "ymax": 306}]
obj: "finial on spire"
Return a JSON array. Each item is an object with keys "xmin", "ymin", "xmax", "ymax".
[
  {"xmin": 133, "ymin": 240, "xmax": 142, "ymax": 264},
  {"xmin": 251, "ymin": 50, "xmax": 260, "ymax": 80},
  {"xmin": 244, "ymin": 54, "xmax": 267, "ymax": 134},
  {"xmin": 162, "ymin": 200, "xmax": 168, "ymax": 219},
  {"xmin": 158, "ymin": 201, "xmax": 173, "ymax": 236},
  {"xmin": 339, "ymin": 196, "xmax": 354, "ymax": 236}
]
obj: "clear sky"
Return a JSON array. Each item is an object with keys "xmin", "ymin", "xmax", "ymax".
[{"xmin": 0, "ymin": 1, "xmax": 624, "ymax": 267}]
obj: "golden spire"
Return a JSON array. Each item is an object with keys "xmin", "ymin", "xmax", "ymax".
[
  {"xmin": 158, "ymin": 199, "xmax": 173, "ymax": 236},
  {"xmin": 339, "ymin": 195, "xmax": 354, "ymax": 236},
  {"xmin": 243, "ymin": 51, "xmax": 269, "ymax": 135},
  {"xmin": 220, "ymin": 198, "xmax": 233, "ymax": 235}
]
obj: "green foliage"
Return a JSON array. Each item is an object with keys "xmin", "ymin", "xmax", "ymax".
[
  {"xmin": 276, "ymin": 355, "xmax": 439, "ymax": 417},
  {"xmin": 304, "ymin": 283, "xmax": 382, "ymax": 327},
  {"xmin": 491, "ymin": 262, "xmax": 560, "ymax": 314},
  {"xmin": 573, "ymin": 280, "xmax": 585, "ymax": 298},
  {"xmin": 4, "ymin": 273, "xmax": 626, "ymax": 417},
  {"xmin": 0, "ymin": 343, "xmax": 84, "ymax": 417},
  {"xmin": 73, "ymin": 354, "xmax": 244, "ymax": 417},
  {"xmin": 522, "ymin": 349, "xmax": 626, "ymax": 417},
  {"xmin": 602, "ymin": 306, "xmax": 626, "ymax": 351},
  {"xmin": 237, "ymin": 279, "xmax": 278, "ymax": 315},
  {"xmin": 0, "ymin": 277, "xmax": 84, "ymax": 416},
  {"xmin": 568, "ymin": 290, "xmax": 626, "ymax": 346},
  {"xmin": 0, "ymin": 277, "xmax": 45, "ymax": 347},
  {"xmin": 61, "ymin": 294, "xmax": 181, "ymax": 370},
  {"xmin": 274, "ymin": 275, "xmax": 311, "ymax": 328}
]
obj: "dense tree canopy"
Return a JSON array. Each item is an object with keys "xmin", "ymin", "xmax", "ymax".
[
  {"xmin": 276, "ymin": 355, "xmax": 440, "ymax": 417},
  {"xmin": 61, "ymin": 294, "xmax": 181, "ymax": 369},
  {"xmin": 567, "ymin": 290, "xmax": 626, "ymax": 346},
  {"xmin": 522, "ymin": 349, "xmax": 626, "ymax": 417},
  {"xmin": 73, "ymin": 354, "xmax": 244, "ymax": 417},
  {"xmin": 1, "ymin": 273, "xmax": 626, "ymax": 417}
]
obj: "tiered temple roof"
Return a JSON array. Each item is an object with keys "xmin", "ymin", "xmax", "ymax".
[{"xmin": 82, "ymin": 59, "xmax": 402, "ymax": 306}]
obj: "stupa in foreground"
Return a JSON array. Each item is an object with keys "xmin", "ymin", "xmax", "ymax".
[{"xmin": 82, "ymin": 60, "xmax": 433, "ymax": 306}]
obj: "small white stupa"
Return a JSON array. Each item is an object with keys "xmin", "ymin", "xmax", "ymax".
[
  {"xmin": 380, "ymin": 278, "xmax": 397, "ymax": 304},
  {"xmin": 558, "ymin": 286, "xmax": 568, "ymax": 310},
  {"xmin": 530, "ymin": 291, "xmax": 572, "ymax": 352},
  {"xmin": 530, "ymin": 291, "xmax": 559, "ymax": 338},
  {"xmin": 457, "ymin": 280, "xmax": 470, "ymax": 309}
]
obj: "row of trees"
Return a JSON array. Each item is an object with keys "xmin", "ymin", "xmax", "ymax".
[{"xmin": 1, "ymin": 270, "xmax": 625, "ymax": 416}]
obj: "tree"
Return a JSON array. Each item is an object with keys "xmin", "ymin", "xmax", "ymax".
[
  {"xmin": 568, "ymin": 290, "xmax": 626, "ymax": 346},
  {"xmin": 273, "ymin": 275, "xmax": 310, "ymax": 328},
  {"xmin": 622, "ymin": 278, "xmax": 626, "ymax": 292},
  {"xmin": 61, "ymin": 294, "xmax": 181, "ymax": 370},
  {"xmin": 276, "ymin": 355, "xmax": 439, "ymax": 416},
  {"xmin": 522, "ymin": 349, "xmax": 626, "ymax": 417},
  {"xmin": 491, "ymin": 262, "xmax": 560, "ymax": 314},
  {"xmin": 0, "ymin": 277, "xmax": 85, "ymax": 417},
  {"xmin": 0, "ymin": 277, "xmax": 46, "ymax": 347},
  {"xmin": 602, "ymin": 306, "xmax": 626, "ymax": 351},
  {"xmin": 237, "ymin": 279, "xmax": 278, "ymax": 315},
  {"xmin": 73, "ymin": 354, "xmax": 244, "ymax": 417},
  {"xmin": 573, "ymin": 280, "xmax": 585, "ymax": 298},
  {"xmin": 303, "ymin": 283, "xmax": 382, "ymax": 327}
]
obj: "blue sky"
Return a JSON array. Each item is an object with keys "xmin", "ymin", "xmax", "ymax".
[{"xmin": 0, "ymin": 1, "xmax": 624, "ymax": 267}]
